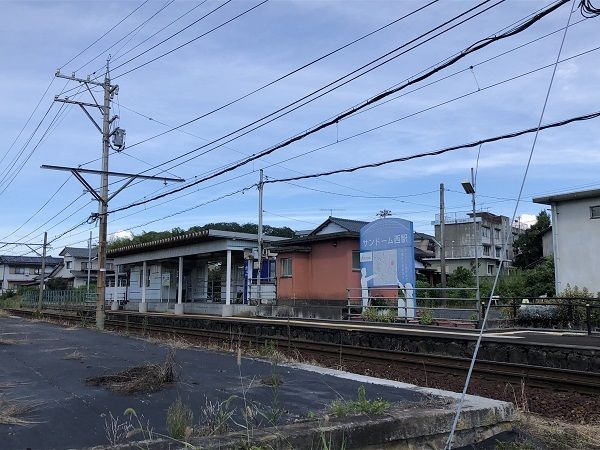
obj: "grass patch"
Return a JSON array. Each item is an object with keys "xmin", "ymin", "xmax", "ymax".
[
  {"xmin": 0, "ymin": 338, "xmax": 21, "ymax": 345},
  {"xmin": 85, "ymin": 350, "xmax": 175, "ymax": 394},
  {"xmin": 62, "ymin": 350, "xmax": 83, "ymax": 360},
  {"xmin": 508, "ymin": 412, "xmax": 600, "ymax": 450},
  {"xmin": 166, "ymin": 397, "xmax": 194, "ymax": 440},
  {"xmin": 0, "ymin": 309, "xmax": 10, "ymax": 318},
  {"xmin": 0, "ymin": 396, "xmax": 43, "ymax": 425},
  {"xmin": 328, "ymin": 385, "xmax": 390, "ymax": 418}
]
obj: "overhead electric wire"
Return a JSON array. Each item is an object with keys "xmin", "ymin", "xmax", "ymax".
[
  {"xmin": 121, "ymin": 0, "xmax": 499, "ymax": 157},
  {"xmin": 114, "ymin": 0, "xmax": 570, "ymax": 191},
  {"xmin": 260, "ymin": 43, "xmax": 600, "ymax": 170},
  {"xmin": 59, "ymin": 0, "xmax": 149, "ymax": 70},
  {"xmin": 0, "ymin": 77, "xmax": 55, "ymax": 169},
  {"xmin": 446, "ymin": 1, "xmax": 581, "ymax": 447},
  {"xmin": 109, "ymin": 1, "xmax": 209, "ymax": 66},
  {"xmin": 262, "ymin": 111, "xmax": 600, "ymax": 184},
  {"xmin": 0, "ymin": 177, "xmax": 71, "ymax": 241},
  {"xmin": 115, "ymin": 0, "xmax": 439, "ymax": 148},
  {"xmin": 108, "ymin": 1, "xmax": 592, "ymax": 215},
  {"xmin": 97, "ymin": 0, "xmax": 507, "ymax": 213},
  {"xmin": 74, "ymin": 0, "xmax": 175, "ymax": 73},
  {"xmin": 113, "ymin": 0, "xmax": 269, "ymax": 79},
  {"xmin": 98, "ymin": 12, "xmax": 590, "ymax": 205}
]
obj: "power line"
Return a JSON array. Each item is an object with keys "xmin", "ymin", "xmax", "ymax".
[
  {"xmin": 98, "ymin": 0, "xmax": 506, "ymax": 213},
  {"xmin": 108, "ymin": 5, "xmax": 592, "ymax": 216},
  {"xmin": 113, "ymin": 1, "xmax": 269, "ymax": 79},
  {"xmin": 117, "ymin": 0, "xmax": 439, "ymax": 149},
  {"xmin": 446, "ymin": 0, "xmax": 579, "ymax": 447},
  {"xmin": 59, "ymin": 0, "xmax": 150, "ymax": 70},
  {"xmin": 74, "ymin": 0, "xmax": 175, "ymax": 73},
  {"xmin": 98, "ymin": 13, "xmax": 591, "ymax": 204},
  {"xmin": 262, "ymin": 111, "xmax": 600, "ymax": 184},
  {"xmin": 109, "ymin": 1, "xmax": 209, "ymax": 66},
  {"xmin": 121, "ymin": 0, "xmax": 499, "ymax": 159},
  {"xmin": 260, "ymin": 43, "xmax": 600, "ymax": 170}
]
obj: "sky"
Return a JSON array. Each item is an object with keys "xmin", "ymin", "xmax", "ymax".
[{"xmin": 0, "ymin": 0, "xmax": 598, "ymax": 256}]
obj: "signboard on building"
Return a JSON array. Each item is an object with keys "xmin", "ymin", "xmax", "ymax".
[
  {"xmin": 161, "ymin": 272, "xmax": 171, "ymax": 287},
  {"xmin": 359, "ymin": 218, "xmax": 416, "ymax": 317}
]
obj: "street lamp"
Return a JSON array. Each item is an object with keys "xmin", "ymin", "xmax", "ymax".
[{"xmin": 462, "ymin": 168, "xmax": 481, "ymax": 323}]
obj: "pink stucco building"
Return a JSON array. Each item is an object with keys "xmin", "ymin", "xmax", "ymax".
[{"xmin": 271, "ymin": 217, "xmax": 433, "ymax": 302}]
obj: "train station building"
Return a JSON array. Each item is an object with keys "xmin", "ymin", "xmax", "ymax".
[{"xmin": 107, "ymin": 229, "xmax": 287, "ymax": 315}]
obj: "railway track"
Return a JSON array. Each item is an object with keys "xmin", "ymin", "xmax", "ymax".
[{"xmin": 9, "ymin": 307, "xmax": 600, "ymax": 395}]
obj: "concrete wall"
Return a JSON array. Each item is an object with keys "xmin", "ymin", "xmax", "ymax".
[
  {"xmin": 542, "ymin": 229, "xmax": 553, "ymax": 257},
  {"xmin": 552, "ymin": 197, "xmax": 600, "ymax": 294},
  {"xmin": 277, "ymin": 238, "xmax": 359, "ymax": 301}
]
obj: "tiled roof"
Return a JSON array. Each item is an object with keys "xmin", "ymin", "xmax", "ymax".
[
  {"xmin": 60, "ymin": 247, "xmax": 98, "ymax": 258},
  {"xmin": 0, "ymin": 255, "xmax": 62, "ymax": 266}
]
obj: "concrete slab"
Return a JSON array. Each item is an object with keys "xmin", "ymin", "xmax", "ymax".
[{"xmin": 0, "ymin": 316, "xmax": 513, "ymax": 449}]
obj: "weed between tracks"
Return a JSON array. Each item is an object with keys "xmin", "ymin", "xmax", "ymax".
[
  {"xmin": 85, "ymin": 350, "xmax": 175, "ymax": 394},
  {"xmin": 498, "ymin": 412, "xmax": 600, "ymax": 450},
  {"xmin": 0, "ymin": 396, "xmax": 43, "ymax": 425}
]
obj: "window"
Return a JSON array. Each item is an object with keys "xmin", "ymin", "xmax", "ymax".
[
  {"xmin": 352, "ymin": 250, "xmax": 361, "ymax": 271},
  {"xmin": 483, "ymin": 245, "xmax": 491, "ymax": 256},
  {"xmin": 591, "ymin": 205, "xmax": 600, "ymax": 219},
  {"xmin": 81, "ymin": 262, "xmax": 89, "ymax": 270},
  {"xmin": 495, "ymin": 247, "xmax": 501, "ymax": 258},
  {"xmin": 66, "ymin": 261, "xmax": 73, "ymax": 269},
  {"xmin": 138, "ymin": 268, "xmax": 150, "ymax": 287},
  {"xmin": 106, "ymin": 262, "xmax": 114, "ymax": 270},
  {"xmin": 280, "ymin": 258, "xmax": 292, "ymax": 277},
  {"xmin": 10, "ymin": 267, "xmax": 26, "ymax": 275},
  {"xmin": 494, "ymin": 228, "xmax": 501, "ymax": 239},
  {"xmin": 487, "ymin": 264, "xmax": 494, "ymax": 275},
  {"xmin": 481, "ymin": 226, "xmax": 490, "ymax": 238}
]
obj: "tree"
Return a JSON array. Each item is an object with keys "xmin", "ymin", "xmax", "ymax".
[
  {"xmin": 512, "ymin": 210, "xmax": 551, "ymax": 269},
  {"xmin": 108, "ymin": 222, "xmax": 295, "ymax": 250}
]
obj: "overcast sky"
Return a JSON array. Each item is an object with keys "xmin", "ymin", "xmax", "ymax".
[{"xmin": 0, "ymin": 0, "xmax": 598, "ymax": 255}]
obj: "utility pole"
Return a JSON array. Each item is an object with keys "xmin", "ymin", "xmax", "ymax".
[
  {"xmin": 471, "ymin": 168, "xmax": 481, "ymax": 321},
  {"xmin": 87, "ymin": 231, "xmax": 92, "ymax": 293},
  {"xmin": 37, "ymin": 232, "xmax": 47, "ymax": 312},
  {"xmin": 46, "ymin": 60, "xmax": 185, "ymax": 330},
  {"xmin": 96, "ymin": 61, "xmax": 112, "ymax": 330},
  {"xmin": 439, "ymin": 183, "xmax": 446, "ymax": 291},
  {"xmin": 256, "ymin": 169, "xmax": 264, "ymax": 303}
]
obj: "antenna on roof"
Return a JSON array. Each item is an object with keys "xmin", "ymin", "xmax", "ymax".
[{"xmin": 319, "ymin": 208, "xmax": 346, "ymax": 217}]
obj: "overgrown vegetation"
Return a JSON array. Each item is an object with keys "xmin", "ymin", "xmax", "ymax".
[
  {"xmin": 166, "ymin": 397, "xmax": 194, "ymax": 440},
  {"xmin": 361, "ymin": 306, "xmax": 396, "ymax": 323},
  {"xmin": 327, "ymin": 385, "xmax": 390, "ymax": 418},
  {"xmin": 498, "ymin": 412, "xmax": 600, "ymax": 450},
  {"xmin": 0, "ymin": 396, "xmax": 43, "ymax": 425},
  {"xmin": 85, "ymin": 350, "xmax": 175, "ymax": 393},
  {"xmin": 108, "ymin": 222, "xmax": 295, "ymax": 250}
]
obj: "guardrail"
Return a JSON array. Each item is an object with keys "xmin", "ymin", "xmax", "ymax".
[
  {"xmin": 483, "ymin": 296, "xmax": 600, "ymax": 334},
  {"xmin": 347, "ymin": 286, "xmax": 480, "ymax": 325}
]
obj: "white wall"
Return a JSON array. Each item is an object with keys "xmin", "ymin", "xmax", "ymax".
[{"xmin": 552, "ymin": 196, "xmax": 600, "ymax": 294}]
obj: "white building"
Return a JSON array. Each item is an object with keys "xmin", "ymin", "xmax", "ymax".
[
  {"xmin": 50, "ymin": 247, "xmax": 116, "ymax": 289},
  {"xmin": 108, "ymin": 229, "xmax": 287, "ymax": 315},
  {"xmin": 0, "ymin": 255, "xmax": 62, "ymax": 293},
  {"xmin": 533, "ymin": 188, "xmax": 600, "ymax": 294}
]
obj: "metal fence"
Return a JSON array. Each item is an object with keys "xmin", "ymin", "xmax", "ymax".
[
  {"xmin": 484, "ymin": 296, "xmax": 600, "ymax": 334},
  {"xmin": 21, "ymin": 289, "xmax": 99, "ymax": 310},
  {"xmin": 347, "ymin": 286, "xmax": 480, "ymax": 324}
]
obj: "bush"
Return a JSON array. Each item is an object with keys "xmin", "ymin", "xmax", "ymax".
[
  {"xmin": 328, "ymin": 385, "xmax": 390, "ymax": 417},
  {"xmin": 166, "ymin": 397, "xmax": 193, "ymax": 440},
  {"xmin": 419, "ymin": 309, "xmax": 434, "ymax": 325},
  {"xmin": 361, "ymin": 307, "xmax": 396, "ymax": 323}
]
